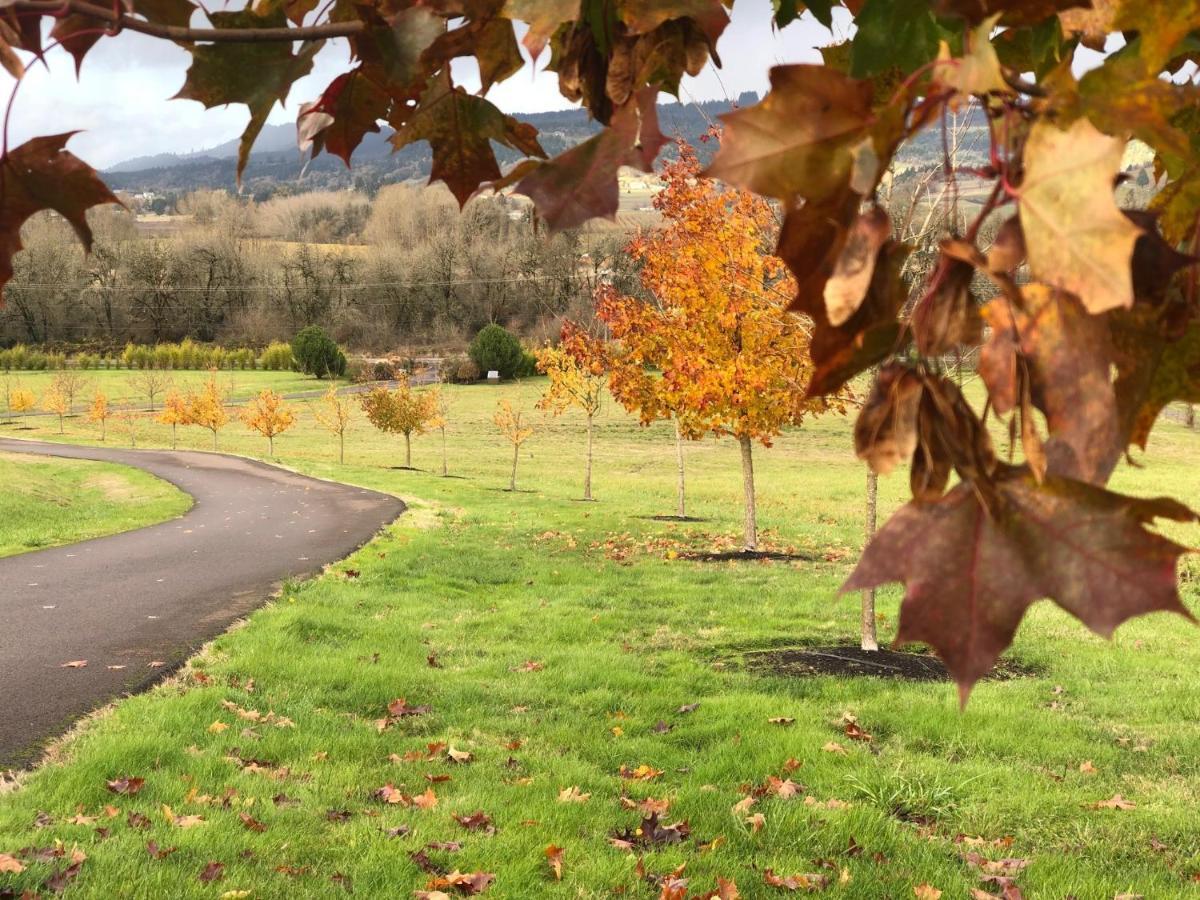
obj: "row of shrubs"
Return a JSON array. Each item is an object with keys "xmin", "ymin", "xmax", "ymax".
[
  {"xmin": 1, "ymin": 323, "xmax": 540, "ymax": 383},
  {"xmin": 0, "ymin": 340, "xmax": 296, "ymax": 373}
]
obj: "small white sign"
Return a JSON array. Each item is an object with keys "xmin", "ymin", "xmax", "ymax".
[{"xmin": 487, "ymin": 370, "xmax": 500, "ymax": 382}]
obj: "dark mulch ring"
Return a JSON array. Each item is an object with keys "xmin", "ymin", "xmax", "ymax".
[
  {"xmin": 683, "ymin": 549, "xmax": 820, "ymax": 563},
  {"xmin": 745, "ymin": 645, "xmax": 1036, "ymax": 683},
  {"xmin": 636, "ymin": 514, "xmax": 709, "ymax": 523}
]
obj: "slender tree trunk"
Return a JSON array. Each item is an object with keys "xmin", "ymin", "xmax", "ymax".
[
  {"xmin": 738, "ymin": 434, "xmax": 757, "ymax": 552},
  {"xmin": 339, "ymin": 430, "xmax": 345, "ymax": 464},
  {"xmin": 862, "ymin": 468, "xmax": 880, "ymax": 651},
  {"xmin": 101, "ymin": 419, "xmax": 106, "ymax": 441},
  {"xmin": 1187, "ymin": 404, "xmax": 1195, "ymax": 429},
  {"xmin": 268, "ymin": 434, "xmax": 274, "ymax": 456},
  {"xmin": 674, "ymin": 417, "xmax": 687, "ymax": 519},
  {"xmin": 440, "ymin": 426, "xmax": 447, "ymax": 476},
  {"xmin": 171, "ymin": 422, "xmax": 177, "ymax": 450},
  {"xmin": 583, "ymin": 413, "xmax": 594, "ymax": 500},
  {"xmin": 58, "ymin": 413, "xmax": 64, "ymax": 434},
  {"xmin": 212, "ymin": 430, "xmax": 218, "ymax": 450},
  {"xmin": 509, "ymin": 442, "xmax": 519, "ymax": 491},
  {"xmin": 405, "ymin": 432, "xmax": 412, "ymax": 468}
]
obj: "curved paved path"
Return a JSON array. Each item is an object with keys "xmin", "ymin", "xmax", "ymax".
[{"xmin": 0, "ymin": 439, "xmax": 404, "ymax": 768}]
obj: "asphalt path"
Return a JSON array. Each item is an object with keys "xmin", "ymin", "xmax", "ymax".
[{"xmin": 0, "ymin": 439, "xmax": 404, "ymax": 768}]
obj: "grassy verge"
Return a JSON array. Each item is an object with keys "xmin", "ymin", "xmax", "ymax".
[
  {"xmin": 0, "ymin": 450, "xmax": 190, "ymax": 557},
  {"xmin": 0, "ymin": 377, "xmax": 1198, "ymax": 898}
]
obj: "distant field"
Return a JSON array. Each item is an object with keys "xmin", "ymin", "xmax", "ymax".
[
  {"xmin": 2, "ymin": 369, "xmax": 342, "ymax": 411},
  {"xmin": 0, "ymin": 450, "xmax": 190, "ymax": 556}
]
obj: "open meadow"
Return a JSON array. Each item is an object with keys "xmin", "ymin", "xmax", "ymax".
[
  {"xmin": 0, "ymin": 451, "xmax": 189, "ymax": 557},
  {"xmin": 1, "ymin": 373, "xmax": 1199, "ymax": 898}
]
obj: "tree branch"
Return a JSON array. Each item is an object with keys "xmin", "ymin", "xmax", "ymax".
[{"xmin": 13, "ymin": 0, "xmax": 365, "ymax": 42}]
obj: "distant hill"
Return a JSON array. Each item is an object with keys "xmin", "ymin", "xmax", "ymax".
[{"xmin": 103, "ymin": 93, "xmax": 760, "ymax": 200}]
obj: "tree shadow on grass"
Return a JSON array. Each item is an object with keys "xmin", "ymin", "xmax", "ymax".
[
  {"xmin": 682, "ymin": 549, "xmax": 819, "ymax": 563},
  {"xmin": 634, "ymin": 514, "xmax": 709, "ymax": 523},
  {"xmin": 743, "ymin": 645, "xmax": 1036, "ymax": 683}
]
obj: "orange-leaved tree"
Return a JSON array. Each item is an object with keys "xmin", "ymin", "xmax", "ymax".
[
  {"xmin": 312, "ymin": 386, "xmax": 354, "ymax": 464},
  {"xmin": 41, "ymin": 384, "xmax": 69, "ymax": 434},
  {"xmin": 360, "ymin": 380, "xmax": 438, "ymax": 468},
  {"xmin": 9, "ymin": 387, "xmax": 35, "ymax": 427},
  {"xmin": 535, "ymin": 323, "xmax": 606, "ymax": 501},
  {"xmin": 188, "ymin": 372, "xmax": 229, "ymax": 450},
  {"xmin": 87, "ymin": 390, "xmax": 110, "ymax": 440},
  {"xmin": 494, "ymin": 400, "xmax": 534, "ymax": 492},
  {"xmin": 157, "ymin": 389, "xmax": 190, "ymax": 450},
  {"xmin": 241, "ymin": 389, "xmax": 295, "ymax": 456},
  {"xmin": 426, "ymin": 387, "xmax": 451, "ymax": 477},
  {"xmin": 599, "ymin": 141, "xmax": 844, "ymax": 551}
]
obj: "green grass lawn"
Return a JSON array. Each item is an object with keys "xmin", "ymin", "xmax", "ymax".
[
  {"xmin": 0, "ymin": 450, "xmax": 190, "ymax": 557},
  {"xmin": 1, "ymin": 375, "xmax": 1199, "ymax": 898},
  {"xmin": 2, "ymin": 369, "xmax": 342, "ymax": 412}
]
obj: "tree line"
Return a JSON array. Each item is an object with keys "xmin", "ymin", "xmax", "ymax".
[{"xmin": 1, "ymin": 185, "xmax": 637, "ymax": 353}]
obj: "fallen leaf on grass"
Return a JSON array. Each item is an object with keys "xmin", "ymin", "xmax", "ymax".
[
  {"xmin": 732, "ymin": 796, "xmax": 756, "ymax": 815},
  {"xmin": 822, "ymin": 742, "xmax": 848, "ymax": 754},
  {"xmin": 420, "ymin": 870, "xmax": 496, "ymax": 895},
  {"xmin": 199, "ymin": 861, "xmax": 224, "ymax": 883},
  {"xmin": 745, "ymin": 813, "xmax": 765, "ymax": 833},
  {"xmin": 677, "ymin": 703, "xmax": 700, "ymax": 714},
  {"xmin": 619, "ymin": 764, "xmax": 664, "ymax": 781},
  {"xmin": 44, "ymin": 862, "xmax": 83, "ymax": 893},
  {"xmin": 1092, "ymin": 795, "xmax": 1136, "ymax": 810},
  {"xmin": 914, "ymin": 885, "xmax": 943, "ymax": 899},
  {"xmin": 208, "ymin": 721, "xmax": 229, "ymax": 733},
  {"xmin": 768, "ymin": 717, "xmax": 795, "ymax": 726},
  {"xmin": 453, "ymin": 811, "xmax": 495, "ymax": 834},
  {"xmin": 512, "ymin": 660, "xmax": 544, "ymax": 672},
  {"xmin": 447, "ymin": 746, "xmax": 472, "ymax": 764},
  {"xmin": 239, "ymin": 812, "xmax": 266, "ymax": 832},
  {"xmin": 558, "ymin": 786, "xmax": 590, "ymax": 803},
  {"xmin": 763, "ymin": 868, "xmax": 828, "ymax": 891},
  {"xmin": 0, "ymin": 853, "xmax": 25, "ymax": 873},
  {"xmin": 146, "ymin": 841, "xmax": 177, "ymax": 860},
  {"xmin": 60, "ymin": 660, "xmax": 87, "ymax": 668},
  {"xmin": 106, "ymin": 777, "xmax": 144, "ymax": 795},
  {"xmin": 1079, "ymin": 760, "xmax": 1098, "ymax": 775},
  {"xmin": 544, "ymin": 844, "xmax": 563, "ymax": 880}
]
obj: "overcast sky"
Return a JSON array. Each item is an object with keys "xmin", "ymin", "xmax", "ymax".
[{"xmin": 1, "ymin": 0, "xmax": 850, "ymax": 169}]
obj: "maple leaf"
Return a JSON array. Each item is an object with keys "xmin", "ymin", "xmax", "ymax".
[
  {"xmin": 0, "ymin": 853, "xmax": 24, "ymax": 874},
  {"xmin": 1111, "ymin": 312, "xmax": 1200, "ymax": 451},
  {"xmin": 824, "ymin": 206, "xmax": 892, "ymax": 327},
  {"xmin": 392, "ymin": 73, "xmax": 545, "ymax": 207},
  {"xmin": 846, "ymin": 470, "xmax": 1196, "ymax": 699},
  {"xmin": 932, "ymin": 13, "xmax": 1008, "ymax": 108},
  {"xmin": 854, "ymin": 363, "xmax": 924, "ymax": 476},
  {"xmin": 1017, "ymin": 118, "xmax": 1143, "ymax": 314},
  {"xmin": 1091, "ymin": 794, "xmax": 1136, "ymax": 810},
  {"xmin": 106, "ymin": 777, "xmax": 145, "ymax": 795},
  {"xmin": 453, "ymin": 810, "xmax": 495, "ymax": 834},
  {"xmin": 299, "ymin": 67, "xmax": 390, "ymax": 166},
  {"xmin": 173, "ymin": 6, "xmax": 322, "ymax": 181},
  {"xmin": 980, "ymin": 286, "xmax": 1119, "ymax": 484},
  {"xmin": 558, "ymin": 786, "xmax": 590, "ymax": 803},
  {"xmin": 0, "ymin": 134, "xmax": 120, "ymax": 302},
  {"xmin": 199, "ymin": 861, "xmax": 225, "ymax": 883},
  {"xmin": 502, "ymin": 0, "xmax": 577, "ymax": 61},
  {"xmin": 544, "ymin": 844, "xmax": 563, "ymax": 881},
  {"xmin": 763, "ymin": 868, "xmax": 829, "ymax": 891},
  {"xmin": 706, "ymin": 64, "xmax": 874, "ymax": 203},
  {"xmin": 515, "ymin": 87, "xmax": 665, "ymax": 229}
]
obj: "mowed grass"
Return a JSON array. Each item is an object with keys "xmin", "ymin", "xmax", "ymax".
[
  {"xmin": 0, "ymin": 450, "xmax": 190, "ymax": 557},
  {"xmin": 2, "ymin": 369, "xmax": 342, "ymax": 409},
  {"xmin": 1, "ymin": 374, "xmax": 1200, "ymax": 898}
]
